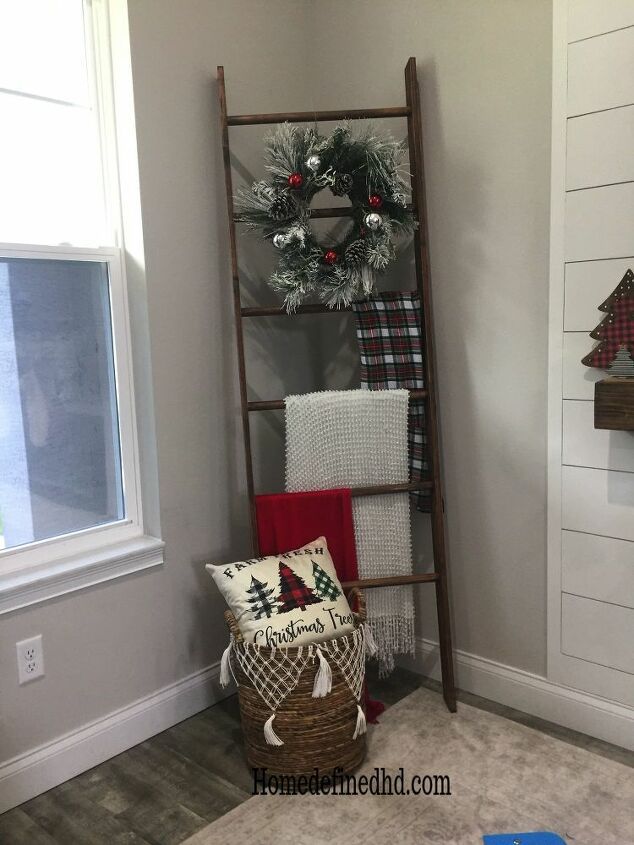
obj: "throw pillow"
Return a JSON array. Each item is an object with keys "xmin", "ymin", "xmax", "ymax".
[{"xmin": 206, "ymin": 536, "xmax": 355, "ymax": 648}]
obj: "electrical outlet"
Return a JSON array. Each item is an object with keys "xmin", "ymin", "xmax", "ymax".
[{"xmin": 16, "ymin": 635, "xmax": 44, "ymax": 684}]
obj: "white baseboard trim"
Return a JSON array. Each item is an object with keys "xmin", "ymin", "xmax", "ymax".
[
  {"xmin": 0, "ymin": 660, "xmax": 231, "ymax": 814},
  {"xmin": 4, "ymin": 641, "xmax": 633, "ymax": 816},
  {"xmin": 402, "ymin": 637, "xmax": 634, "ymax": 752}
]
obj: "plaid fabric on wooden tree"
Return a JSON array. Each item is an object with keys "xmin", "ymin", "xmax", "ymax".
[
  {"xmin": 583, "ymin": 268, "xmax": 634, "ymax": 369},
  {"xmin": 352, "ymin": 291, "xmax": 430, "ymax": 511}
]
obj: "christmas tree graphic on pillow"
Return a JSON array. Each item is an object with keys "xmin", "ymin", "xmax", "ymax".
[
  {"xmin": 245, "ymin": 575, "xmax": 276, "ymax": 620},
  {"xmin": 276, "ymin": 562, "xmax": 322, "ymax": 613}
]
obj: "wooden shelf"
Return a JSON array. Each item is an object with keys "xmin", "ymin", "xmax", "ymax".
[{"xmin": 594, "ymin": 378, "xmax": 634, "ymax": 430}]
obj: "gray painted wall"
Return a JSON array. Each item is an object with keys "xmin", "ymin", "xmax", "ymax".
[
  {"xmin": 0, "ymin": 0, "xmax": 551, "ymax": 765},
  {"xmin": 302, "ymin": 0, "xmax": 552, "ymax": 674}
]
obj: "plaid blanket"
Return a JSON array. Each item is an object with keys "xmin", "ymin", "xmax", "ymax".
[{"xmin": 352, "ymin": 292, "xmax": 430, "ymax": 511}]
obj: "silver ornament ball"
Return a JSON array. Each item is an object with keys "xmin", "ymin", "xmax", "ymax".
[
  {"xmin": 364, "ymin": 212, "xmax": 383, "ymax": 231},
  {"xmin": 306, "ymin": 154, "xmax": 321, "ymax": 173},
  {"xmin": 272, "ymin": 233, "xmax": 288, "ymax": 249}
]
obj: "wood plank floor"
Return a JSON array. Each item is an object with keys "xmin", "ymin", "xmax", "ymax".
[{"xmin": 0, "ymin": 667, "xmax": 631, "ymax": 844}]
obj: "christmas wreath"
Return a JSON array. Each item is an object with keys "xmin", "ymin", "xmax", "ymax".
[{"xmin": 235, "ymin": 123, "xmax": 415, "ymax": 311}]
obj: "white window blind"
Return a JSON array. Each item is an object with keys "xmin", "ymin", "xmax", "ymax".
[
  {"xmin": 0, "ymin": 0, "xmax": 108, "ymax": 247},
  {"xmin": 0, "ymin": 0, "xmax": 163, "ymax": 610}
]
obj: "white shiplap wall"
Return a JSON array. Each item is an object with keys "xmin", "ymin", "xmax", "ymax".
[{"xmin": 548, "ymin": 2, "xmax": 634, "ymax": 708}]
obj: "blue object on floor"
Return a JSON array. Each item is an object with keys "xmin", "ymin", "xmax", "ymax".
[{"xmin": 483, "ymin": 835, "xmax": 566, "ymax": 844}]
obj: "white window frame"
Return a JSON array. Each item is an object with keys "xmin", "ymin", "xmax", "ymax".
[{"xmin": 0, "ymin": 0, "xmax": 163, "ymax": 614}]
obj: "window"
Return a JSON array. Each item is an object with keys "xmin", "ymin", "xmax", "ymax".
[{"xmin": 0, "ymin": 1, "xmax": 162, "ymax": 609}]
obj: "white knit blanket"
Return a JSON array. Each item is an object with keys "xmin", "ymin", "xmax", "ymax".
[{"xmin": 285, "ymin": 389, "xmax": 415, "ymax": 676}]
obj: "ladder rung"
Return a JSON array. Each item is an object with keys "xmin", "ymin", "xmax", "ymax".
[
  {"xmin": 235, "ymin": 207, "xmax": 352, "ymax": 223},
  {"xmin": 352, "ymin": 480, "xmax": 433, "ymax": 496},
  {"xmin": 310, "ymin": 206, "xmax": 355, "ymax": 219},
  {"xmin": 309, "ymin": 203, "xmax": 415, "ymax": 219},
  {"xmin": 248, "ymin": 390, "xmax": 427, "ymax": 411},
  {"xmin": 242, "ymin": 304, "xmax": 351, "ymax": 317},
  {"xmin": 248, "ymin": 399, "xmax": 287, "ymax": 411},
  {"xmin": 342, "ymin": 573, "xmax": 438, "ymax": 589},
  {"xmin": 235, "ymin": 205, "xmax": 415, "ymax": 223},
  {"xmin": 227, "ymin": 106, "xmax": 411, "ymax": 126}
]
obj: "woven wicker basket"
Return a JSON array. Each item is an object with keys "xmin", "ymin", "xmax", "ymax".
[{"xmin": 225, "ymin": 587, "xmax": 367, "ymax": 777}]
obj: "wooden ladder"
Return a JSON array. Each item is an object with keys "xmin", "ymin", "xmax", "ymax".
[{"xmin": 217, "ymin": 57, "xmax": 456, "ymax": 712}]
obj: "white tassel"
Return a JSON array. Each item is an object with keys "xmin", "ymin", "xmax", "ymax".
[
  {"xmin": 263, "ymin": 712, "xmax": 284, "ymax": 746},
  {"xmin": 353, "ymin": 703, "xmax": 367, "ymax": 739},
  {"xmin": 312, "ymin": 647, "xmax": 332, "ymax": 698},
  {"xmin": 364, "ymin": 625, "xmax": 378, "ymax": 658},
  {"xmin": 219, "ymin": 638, "xmax": 232, "ymax": 688}
]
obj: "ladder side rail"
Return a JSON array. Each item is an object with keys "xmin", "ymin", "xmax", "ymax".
[
  {"xmin": 217, "ymin": 66, "xmax": 259, "ymax": 555},
  {"xmin": 404, "ymin": 57, "xmax": 457, "ymax": 711}
]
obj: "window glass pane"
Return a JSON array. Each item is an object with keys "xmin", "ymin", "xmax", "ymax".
[
  {"xmin": 0, "ymin": 93, "xmax": 106, "ymax": 246},
  {"xmin": 0, "ymin": 258, "xmax": 124, "ymax": 551},
  {"xmin": 0, "ymin": 0, "xmax": 89, "ymax": 105}
]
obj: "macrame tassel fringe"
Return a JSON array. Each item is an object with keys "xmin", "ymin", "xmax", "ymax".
[
  {"xmin": 312, "ymin": 647, "xmax": 332, "ymax": 698},
  {"xmin": 263, "ymin": 712, "xmax": 284, "ymax": 746},
  {"xmin": 353, "ymin": 703, "xmax": 367, "ymax": 739},
  {"xmin": 364, "ymin": 625, "xmax": 378, "ymax": 658},
  {"xmin": 219, "ymin": 638, "xmax": 232, "ymax": 688}
]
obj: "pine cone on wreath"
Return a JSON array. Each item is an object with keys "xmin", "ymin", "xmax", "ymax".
[
  {"xmin": 330, "ymin": 125, "xmax": 351, "ymax": 149},
  {"xmin": 331, "ymin": 172, "xmax": 353, "ymax": 197},
  {"xmin": 345, "ymin": 239, "xmax": 367, "ymax": 267},
  {"xmin": 268, "ymin": 192, "xmax": 296, "ymax": 221}
]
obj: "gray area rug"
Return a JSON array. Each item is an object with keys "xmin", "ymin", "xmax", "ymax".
[{"xmin": 183, "ymin": 686, "xmax": 634, "ymax": 844}]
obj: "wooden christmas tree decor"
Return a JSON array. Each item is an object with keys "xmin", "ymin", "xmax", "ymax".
[
  {"xmin": 582, "ymin": 268, "xmax": 634, "ymax": 370},
  {"xmin": 583, "ymin": 269, "xmax": 634, "ymax": 430}
]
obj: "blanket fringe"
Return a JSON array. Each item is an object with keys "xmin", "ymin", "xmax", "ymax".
[{"xmin": 364, "ymin": 625, "xmax": 378, "ymax": 658}]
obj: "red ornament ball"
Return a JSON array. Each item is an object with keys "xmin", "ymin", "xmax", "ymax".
[
  {"xmin": 288, "ymin": 172, "xmax": 303, "ymax": 188},
  {"xmin": 368, "ymin": 194, "xmax": 383, "ymax": 209},
  {"xmin": 323, "ymin": 249, "xmax": 338, "ymax": 265}
]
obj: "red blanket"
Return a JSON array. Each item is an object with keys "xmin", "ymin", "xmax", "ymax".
[
  {"xmin": 255, "ymin": 488, "xmax": 385, "ymax": 723},
  {"xmin": 256, "ymin": 488, "xmax": 358, "ymax": 580}
]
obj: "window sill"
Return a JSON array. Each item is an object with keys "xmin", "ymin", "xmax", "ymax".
[{"xmin": 0, "ymin": 535, "xmax": 165, "ymax": 616}]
